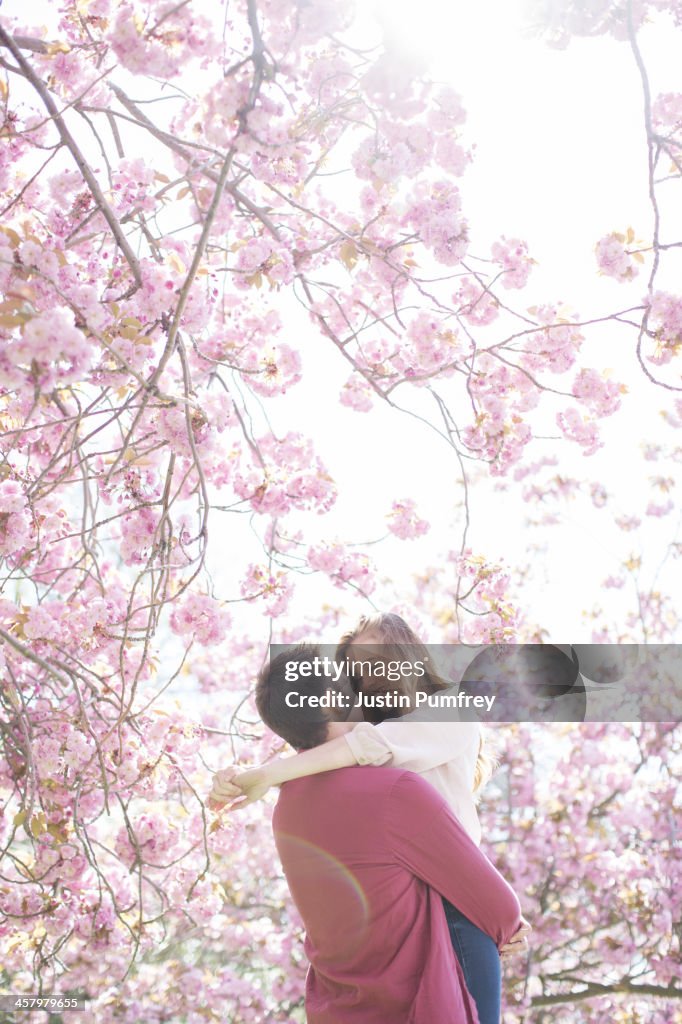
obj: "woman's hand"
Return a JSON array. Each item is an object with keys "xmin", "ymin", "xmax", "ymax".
[
  {"xmin": 208, "ymin": 765, "xmax": 274, "ymax": 811},
  {"xmin": 500, "ymin": 915, "xmax": 531, "ymax": 960},
  {"xmin": 231, "ymin": 765, "xmax": 273, "ymax": 805},
  {"xmin": 208, "ymin": 735, "xmax": 359, "ymax": 811},
  {"xmin": 207, "ymin": 768, "xmax": 242, "ymax": 810}
]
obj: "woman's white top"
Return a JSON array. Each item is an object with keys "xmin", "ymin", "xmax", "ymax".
[{"xmin": 343, "ymin": 716, "xmax": 482, "ymax": 846}]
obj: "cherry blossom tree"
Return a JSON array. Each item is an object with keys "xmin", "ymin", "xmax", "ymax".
[
  {"xmin": 485, "ymin": 722, "xmax": 681, "ymax": 1023},
  {"xmin": 0, "ymin": 0, "xmax": 680, "ymax": 1020}
]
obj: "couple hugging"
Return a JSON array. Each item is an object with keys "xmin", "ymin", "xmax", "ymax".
[{"xmin": 209, "ymin": 613, "xmax": 530, "ymax": 1024}]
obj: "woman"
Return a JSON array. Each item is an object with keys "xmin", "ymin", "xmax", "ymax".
[{"xmin": 210, "ymin": 613, "xmax": 529, "ymax": 1024}]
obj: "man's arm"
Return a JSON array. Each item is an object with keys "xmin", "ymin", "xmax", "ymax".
[{"xmin": 385, "ymin": 771, "xmax": 521, "ymax": 947}]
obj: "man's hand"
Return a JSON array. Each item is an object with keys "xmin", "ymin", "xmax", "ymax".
[
  {"xmin": 500, "ymin": 915, "xmax": 531, "ymax": 960},
  {"xmin": 208, "ymin": 765, "xmax": 272, "ymax": 811}
]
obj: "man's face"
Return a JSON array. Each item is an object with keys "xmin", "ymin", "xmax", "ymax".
[{"xmin": 323, "ymin": 677, "xmax": 356, "ymax": 723}]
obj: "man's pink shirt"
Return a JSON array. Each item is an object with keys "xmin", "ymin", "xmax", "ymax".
[{"xmin": 273, "ymin": 765, "xmax": 521, "ymax": 1024}]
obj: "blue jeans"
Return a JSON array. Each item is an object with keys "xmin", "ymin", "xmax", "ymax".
[{"xmin": 443, "ymin": 897, "xmax": 501, "ymax": 1024}]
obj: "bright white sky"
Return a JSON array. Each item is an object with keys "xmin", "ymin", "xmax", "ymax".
[
  {"xmin": 259, "ymin": 0, "xmax": 682, "ymax": 641},
  {"xmin": 8, "ymin": 0, "xmax": 682, "ymax": 646}
]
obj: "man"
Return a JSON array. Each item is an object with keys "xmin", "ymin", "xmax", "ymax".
[{"xmin": 211, "ymin": 645, "xmax": 526, "ymax": 1023}]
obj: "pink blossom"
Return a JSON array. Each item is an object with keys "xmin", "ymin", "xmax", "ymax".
[
  {"xmin": 572, "ymin": 368, "xmax": 623, "ymax": 416},
  {"xmin": 47, "ymin": 168, "xmax": 84, "ymax": 207},
  {"xmin": 401, "ymin": 312, "xmax": 463, "ymax": 376},
  {"xmin": 170, "ymin": 593, "xmax": 230, "ymax": 646},
  {"xmin": 426, "ymin": 86, "xmax": 467, "ymax": 132},
  {"xmin": 556, "ymin": 407, "xmax": 602, "ymax": 455},
  {"xmin": 651, "ymin": 91, "xmax": 682, "ymax": 133},
  {"xmin": 119, "ymin": 507, "xmax": 159, "ymax": 565},
  {"xmin": 646, "ymin": 290, "xmax": 682, "ymax": 363},
  {"xmin": 307, "ymin": 54, "xmax": 355, "ymax": 106},
  {"xmin": 522, "ymin": 308, "xmax": 584, "ymax": 374},
  {"xmin": 108, "ymin": 3, "xmax": 221, "ymax": 78},
  {"xmin": 251, "ymin": 145, "xmax": 310, "ymax": 188},
  {"xmin": 615, "ymin": 515, "xmax": 642, "ymax": 531},
  {"xmin": 339, "ymin": 375, "xmax": 374, "ymax": 412},
  {"xmin": 645, "ymin": 499, "xmax": 674, "ymax": 517},
  {"xmin": 307, "ymin": 544, "xmax": 375, "ymax": 593},
  {"xmin": 23, "ymin": 604, "xmax": 62, "ymax": 641},
  {"xmin": 240, "ymin": 564, "xmax": 294, "ymax": 616},
  {"xmin": 62, "ymin": 730, "xmax": 94, "ymax": 771},
  {"xmin": 241, "ymin": 343, "xmax": 302, "ymax": 396},
  {"xmin": 110, "ymin": 158, "xmax": 156, "ymax": 217},
  {"xmin": 590, "ymin": 483, "xmax": 608, "ymax": 508},
  {"xmin": 0, "ymin": 479, "xmax": 27, "ymax": 515},
  {"xmin": 360, "ymin": 51, "xmax": 427, "ymax": 115},
  {"xmin": 491, "ymin": 236, "xmax": 533, "ymax": 289},
  {"xmin": 234, "ymin": 237, "xmax": 295, "ymax": 290},
  {"xmin": 0, "ymin": 481, "xmax": 32, "ymax": 558},
  {"xmin": 455, "ymin": 277, "xmax": 499, "ymax": 326},
  {"xmin": 12, "ymin": 311, "xmax": 93, "ymax": 389},
  {"xmin": 234, "ymin": 433, "xmax": 337, "ymax": 516},
  {"xmin": 404, "ymin": 180, "xmax": 469, "ymax": 266},
  {"xmin": 595, "ymin": 231, "xmax": 640, "ymax": 282},
  {"xmin": 386, "ymin": 499, "xmax": 430, "ymax": 540}
]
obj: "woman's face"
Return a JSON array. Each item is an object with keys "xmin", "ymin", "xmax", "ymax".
[
  {"xmin": 347, "ymin": 627, "xmax": 413, "ymax": 722},
  {"xmin": 348, "ymin": 628, "xmax": 384, "ymax": 693},
  {"xmin": 351, "ymin": 627, "xmax": 382, "ymax": 651}
]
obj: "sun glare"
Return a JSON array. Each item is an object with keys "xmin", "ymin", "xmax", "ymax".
[{"xmin": 369, "ymin": 0, "xmax": 528, "ymax": 76}]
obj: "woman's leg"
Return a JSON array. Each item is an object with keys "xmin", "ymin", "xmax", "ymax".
[{"xmin": 442, "ymin": 896, "xmax": 502, "ymax": 1024}]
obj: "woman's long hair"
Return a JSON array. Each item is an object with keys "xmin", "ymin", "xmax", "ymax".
[{"xmin": 335, "ymin": 612, "xmax": 496, "ymax": 794}]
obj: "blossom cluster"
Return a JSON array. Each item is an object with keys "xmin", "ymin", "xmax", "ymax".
[
  {"xmin": 595, "ymin": 230, "xmax": 642, "ymax": 282},
  {"xmin": 307, "ymin": 543, "xmax": 376, "ymax": 592},
  {"xmin": 647, "ymin": 290, "xmax": 682, "ymax": 363},
  {"xmin": 385, "ymin": 499, "xmax": 430, "ymax": 540}
]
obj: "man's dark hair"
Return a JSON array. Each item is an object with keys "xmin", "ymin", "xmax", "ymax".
[{"xmin": 255, "ymin": 644, "xmax": 333, "ymax": 749}]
